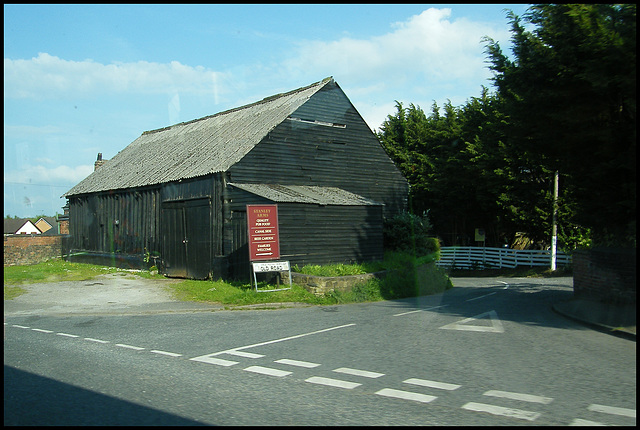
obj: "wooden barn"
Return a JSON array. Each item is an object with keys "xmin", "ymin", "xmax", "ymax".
[{"xmin": 63, "ymin": 77, "xmax": 409, "ymax": 280}]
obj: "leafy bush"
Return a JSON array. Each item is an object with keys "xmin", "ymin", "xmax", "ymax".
[
  {"xmin": 376, "ymin": 251, "xmax": 452, "ymax": 299},
  {"xmin": 383, "ymin": 212, "xmax": 439, "ymax": 257}
]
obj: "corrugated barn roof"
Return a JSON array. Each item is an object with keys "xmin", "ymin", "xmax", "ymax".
[
  {"xmin": 64, "ymin": 77, "xmax": 334, "ymax": 197},
  {"xmin": 229, "ymin": 183, "xmax": 382, "ymax": 206}
]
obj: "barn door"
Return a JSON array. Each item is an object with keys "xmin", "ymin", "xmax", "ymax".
[
  {"xmin": 162, "ymin": 198, "xmax": 212, "ymax": 279},
  {"xmin": 183, "ymin": 198, "xmax": 212, "ymax": 279}
]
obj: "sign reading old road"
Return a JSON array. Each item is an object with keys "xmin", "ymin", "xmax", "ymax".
[{"xmin": 247, "ymin": 204, "xmax": 280, "ymax": 261}]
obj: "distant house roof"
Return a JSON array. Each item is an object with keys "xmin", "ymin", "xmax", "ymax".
[
  {"xmin": 4, "ymin": 218, "xmax": 24, "ymax": 234},
  {"xmin": 35, "ymin": 217, "xmax": 56, "ymax": 233},
  {"xmin": 64, "ymin": 77, "xmax": 335, "ymax": 197},
  {"xmin": 229, "ymin": 183, "xmax": 381, "ymax": 206},
  {"xmin": 4, "ymin": 218, "xmax": 40, "ymax": 235}
]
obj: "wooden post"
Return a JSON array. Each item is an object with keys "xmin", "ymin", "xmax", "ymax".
[{"xmin": 551, "ymin": 171, "xmax": 559, "ymax": 270}]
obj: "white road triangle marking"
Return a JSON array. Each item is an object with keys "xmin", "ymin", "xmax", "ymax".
[{"xmin": 439, "ymin": 310, "xmax": 504, "ymax": 333}]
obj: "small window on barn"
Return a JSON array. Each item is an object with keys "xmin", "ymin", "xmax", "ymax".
[{"xmin": 287, "ymin": 116, "xmax": 346, "ymax": 129}]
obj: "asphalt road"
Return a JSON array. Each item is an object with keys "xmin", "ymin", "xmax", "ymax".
[{"xmin": 4, "ymin": 275, "xmax": 637, "ymax": 426}]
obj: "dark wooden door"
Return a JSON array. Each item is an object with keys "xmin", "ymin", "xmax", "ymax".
[{"xmin": 162, "ymin": 198, "xmax": 211, "ymax": 279}]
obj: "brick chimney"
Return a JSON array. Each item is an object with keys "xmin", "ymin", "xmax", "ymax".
[{"xmin": 94, "ymin": 153, "xmax": 108, "ymax": 171}]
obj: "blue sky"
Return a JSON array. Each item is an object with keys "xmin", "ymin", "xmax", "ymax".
[{"xmin": 4, "ymin": 3, "xmax": 530, "ymax": 218}]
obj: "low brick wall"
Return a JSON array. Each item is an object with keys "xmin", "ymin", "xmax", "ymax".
[
  {"xmin": 572, "ymin": 248, "xmax": 636, "ymax": 305},
  {"xmin": 282, "ymin": 271, "xmax": 387, "ymax": 296},
  {"xmin": 3, "ymin": 234, "xmax": 65, "ymax": 266}
]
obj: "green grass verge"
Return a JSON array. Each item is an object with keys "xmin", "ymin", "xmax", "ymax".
[
  {"xmin": 4, "ymin": 252, "xmax": 453, "ymax": 306},
  {"xmin": 3, "ymin": 259, "xmax": 132, "ymax": 286},
  {"xmin": 170, "ymin": 251, "xmax": 452, "ymax": 305},
  {"xmin": 169, "ymin": 279, "xmax": 329, "ymax": 306}
]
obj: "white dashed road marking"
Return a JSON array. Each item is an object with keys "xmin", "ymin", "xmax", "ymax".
[
  {"xmin": 274, "ymin": 358, "xmax": 320, "ymax": 368},
  {"xmin": 305, "ymin": 376, "xmax": 361, "ymax": 389},
  {"xmin": 588, "ymin": 404, "xmax": 636, "ymax": 418},
  {"xmin": 244, "ymin": 366, "xmax": 292, "ymax": 377},
  {"xmin": 462, "ymin": 402, "xmax": 541, "ymax": 421},
  {"xmin": 190, "ymin": 356, "xmax": 238, "ymax": 366},
  {"xmin": 570, "ymin": 418, "xmax": 606, "ymax": 426},
  {"xmin": 333, "ymin": 367, "xmax": 384, "ymax": 378},
  {"xmin": 484, "ymin": 390, "xmax": 553, "ymax": 404},
  {"xmin": 7, "ymin": 321, "xmax": 632, "ymax": 426},
  {"xmin": 116, "ymin": 343, "xmax": 145, "ymax": 350},
  {"xmin": 84, "ymin": 337, "xmax": 109, "ymax": 343},
  {"xmin": 393, "ymin": 305, "xmax": 448, "ymax": 317},
  {"xmin": 439, "ymin": 310, "xmax": 505, "ymax": 333},
  {"xmin": 225, "ymin": 350, "xmax": 265, "ymax": 359},
  {"xmin": 404, "ymin": 378, "xmax": 461, "ymax": 391},
  {"xmin": 375, "ymin": 388, "xmax": 438, "ymax": 404}
]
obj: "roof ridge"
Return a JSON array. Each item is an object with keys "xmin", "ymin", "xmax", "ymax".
[{"xmin": 142, "ymin": 77, "xmax": 333, "ymax": 136}]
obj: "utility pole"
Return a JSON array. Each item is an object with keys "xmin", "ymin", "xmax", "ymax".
[{"xmin": 551, "ymin": 171, "xmax": 559, "ymax": 270}]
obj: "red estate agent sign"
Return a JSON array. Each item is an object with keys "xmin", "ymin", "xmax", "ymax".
[{"xmin": 247, "ymin": 204, "xmax": 280, "ymax": 261}]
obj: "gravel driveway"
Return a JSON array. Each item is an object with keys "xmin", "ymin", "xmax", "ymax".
[{"xmin": 4, "ymin": 272, "xmax": 221, "ymax": 316}]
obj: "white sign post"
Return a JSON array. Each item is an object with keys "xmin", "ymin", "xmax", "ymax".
[{"xmin": 251, "ymin": 260, "xmax": 292, "ymax": 292}]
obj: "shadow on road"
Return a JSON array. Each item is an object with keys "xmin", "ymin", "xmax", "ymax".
[
  {"xmin": 3, "ymin": 365, "xmax": 206, "ymax": 426},
  {"xmin": 386, "ymin": 278, "xmax": 592, "ymax": 332}
]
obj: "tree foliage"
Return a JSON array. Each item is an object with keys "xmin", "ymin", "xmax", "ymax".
[
  {"xmin": 484, "ymin": 4, "xmax": 636, "ymax": 246},
  {"xmin": 379, "ymin": 4, "xmax": 635, "ymax": 249},
  {"xmin": 383, "ymin": 211, "xmax": 439, "ymax": 256}
]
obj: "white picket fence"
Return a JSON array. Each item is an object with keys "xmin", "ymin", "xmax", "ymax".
[{"xmin": 436, "ymin": 246, "xmax": 571, "ymax": 270}]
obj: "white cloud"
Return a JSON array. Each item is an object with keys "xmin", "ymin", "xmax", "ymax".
[
  {"xmin": 283, "ymin": 8, "xmax": 508, "ymax": 83},
  {"xmin": 4, "ymin": 164, "xmax": 94, "ymax": 185},
  {"xmin": 355, "ymin": 100, "xmax": 399, "ymax": 133},
  {"xmin": 278, "ymin": 6, "xmax": 512, "ymax": 132},
  {"xmin": 4, "ymin": 53, "xmax": 231, "ymax": 100},
  {"xmin": 3, "ymin": 124, "xmax": 64, "ymax": 138}
]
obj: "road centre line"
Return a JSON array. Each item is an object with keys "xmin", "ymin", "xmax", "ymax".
[
  {"xmin": 333, "ymin": 367, "xmax": 384, "ymax": 378},
  {"xmin": 463, "ymin": 281, "xmax": 508, "ymax": 303},
  {"xmin": 375, "ymin": 388, "xmax": 438, "ymax": 404},
  {"xmin": 484, "ymin": 390, "xmax": 553, "ymax": 404},
  {"xmin": 462, "ymin": 402, "xmax": 540, "ymax": 421},
  {"xmin": 393, "ymin": 305, "xmax": 448, "ymax": 317},
  {"xmin": 84, "ymin": 337, "xmax": 109, "ymax": 343},
  {"xmin": 404, "ymin": 378, "xmax": 461, "ymax": 391},
  {"xmin": 13, "ymin": 324, "xmax": 183, "ymax": 357},
  {"xmin": 12, "ymin": 325, "xmax": 30, "ymax": 329},
  {"xmin": 116, "ymin": 343, "xmax": 145, "ymax": 350},
  {"xmin": 393, "ymin": 310, "xmax": 422, "ymax": 316},
  {"xmin": 225, "ymin": 323, "xmax": 356, "ymax": 352},
  {"xmin": 190, "ymin": 323, "xmax": 356, "ymax": 362},
  {"xmin": 151, "ymin": 350, "xmax": 182, "ymax": 357},
  {"xmin": 466, "ymin": 292, "xmax": 497, "ymax": 302},
  {"xmin": 588, "ymin": 404, "xmax": 636, "ymax": 418}
]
